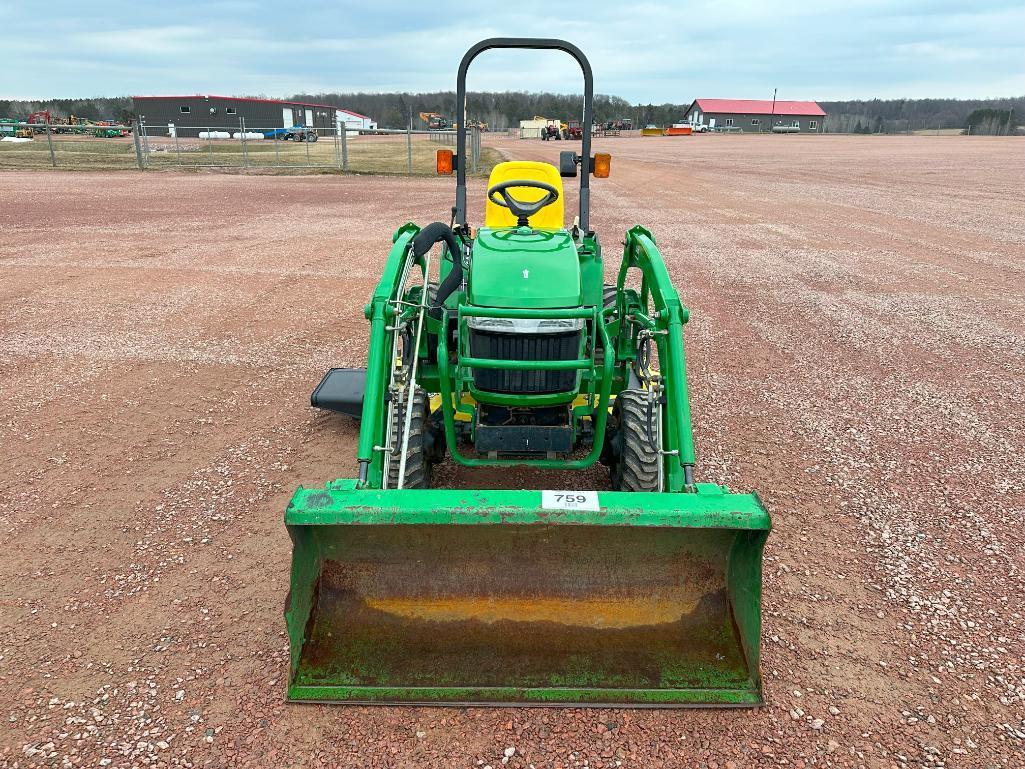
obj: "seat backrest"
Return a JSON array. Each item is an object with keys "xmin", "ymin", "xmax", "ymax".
[{"xmin": 485, "ymin": 160, "xmax": 564, "ymax": 229}]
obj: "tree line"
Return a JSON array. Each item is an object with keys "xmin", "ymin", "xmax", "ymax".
[
  {"xmin": 0, "ymin": 97, "xmax": 134, "ymax": 124},
  {"xmin": 289, "ymin": 92, "xmax": 1025, "ymax": 135},
  {"xmin": 819, "ymin": 97, "xmax": 1024, "ymax": 135},
  {"xmin": 2, "ymin": 93, "xmax": 1021, "ymax": 135}
]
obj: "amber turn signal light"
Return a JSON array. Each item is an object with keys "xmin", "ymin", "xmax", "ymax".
[
  {"xmin": 436, "ymin": 149, "xmax": 453, "ymax": 175},
  {"xmin": 592, "ymin": 153, "xmax": 611, "ymax": 178}
]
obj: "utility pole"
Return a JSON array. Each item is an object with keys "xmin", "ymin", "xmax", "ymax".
[{"xmin": 770, "ymin": 87, "xmax": 777, "ymax": 131}]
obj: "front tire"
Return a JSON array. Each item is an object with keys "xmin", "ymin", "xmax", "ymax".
[
  {"xmin": 609, "ymin": 389, "xmax": 660, "ymax": 491},
  {"xmin": 386, "ymin": 387, "xmax": 431, "ymax": 489},
  {"xmin": 602, "ymin": 282, "xmax": 618, "ymax": 311}
]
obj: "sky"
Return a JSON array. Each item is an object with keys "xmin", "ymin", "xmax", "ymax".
[{"xmin": 1, "ymin": 0, "xmax": 1023, "ymax": 102}]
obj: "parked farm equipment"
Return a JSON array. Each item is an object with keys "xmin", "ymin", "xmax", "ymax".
[
  {"xmin": 285, "ymin": 38, "xmax": 770, "ymax": 707},
  {"xmin": 563, "ymin": 120, "xmax": 584, "ymax": 139},
  {"xmin": 420, "ymin": 112, "xmax": 452, "ymax": 130},
  {"xmin": 665, "ymin": 123, "xmax": 693, "ymax": 136},
  {"xmin": 593, "ymin": 119, "xmax": 631, "ymax": 137},
  {"xmin": 18, "ymin": 111, "xmax": 52, "ymax": 137},
  {"xmin": 88, "ymin": 120, "xmax": 131, "ymax": 138},
  {"xmin": 264, "ymin": 125, "xmax": 319, "ymax": 142}
]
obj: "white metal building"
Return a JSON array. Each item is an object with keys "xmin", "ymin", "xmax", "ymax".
[{"xmin": 336, "ymin": 108, "xmax": 377, "ymax": 134}]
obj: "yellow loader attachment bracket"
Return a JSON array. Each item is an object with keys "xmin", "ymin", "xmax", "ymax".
[{"xmin": 285, "ymin": 481, "xmax": 770, "ymax": 707}]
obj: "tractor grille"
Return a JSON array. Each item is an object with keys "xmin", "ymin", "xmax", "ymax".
[{"xmin": 468, "ymin": 330, "xmax": 581, "ymax": 394}]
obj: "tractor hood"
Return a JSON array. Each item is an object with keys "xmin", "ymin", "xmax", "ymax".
[{"xmin": 468, "ymin": 228, "xmax": 581, "ymax": 309}]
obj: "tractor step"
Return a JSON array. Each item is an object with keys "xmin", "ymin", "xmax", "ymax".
[
  {"xmin": 311, "ymin": 367, "xmax": 366, "ymax": 419},
  {"xmin": 285, "ymin": 482, "xmax": 770, "ymax": 706}
]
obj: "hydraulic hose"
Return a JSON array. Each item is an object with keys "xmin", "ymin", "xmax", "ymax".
[{"xmin": 412, "ymin": 222, "xmax": 463, "ymax": 319}]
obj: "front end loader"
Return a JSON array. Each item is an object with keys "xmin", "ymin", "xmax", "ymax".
[{"xmin": 285, "ymin": 38, "xmax": 770, "ymax": 707}]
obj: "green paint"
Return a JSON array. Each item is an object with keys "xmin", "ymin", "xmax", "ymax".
[
  {"xmin": 356, "ymin": 224, "xmax": 421, "ymax": 485},
  {"xmin": 288, "ymin": 684, "xmax": 762, "ymax": 706},
  {"xmin": 617, "ymin": 225, "xmax": 697, "ymax": 481},
  {"xmin": 468, "ymin": 228, "xmax": 582, "ymax": 308},
  {"xmin": 286, "ymin": 483, "xmax": 770, "ymax": 529},
  {"xmin": 459, "ymin": 305, "xmax": 594, "ymax": 319},
  {"xmin": 460, "ymin": 356, "xmax": 591, "ymax": 371}
]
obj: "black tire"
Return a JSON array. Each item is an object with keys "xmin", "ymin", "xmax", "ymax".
[
  {"xmin": 602, "ymin": 283, "xmax": 618, "ymax": 311},
  {"xmin": 401, "ymin": 282, "xmax": 440, "ymax": 364},
  {"xmin": 386, "ymin": 387, "xmax": 431, "ymax": 489},
  {"xmin": 405, "ymin": 280, "xmax": 438, "ymax": 307},
  {"xmin": 308, "ymin": 133, "xmax": 318, "ymax": 142},
  {"xmin": 609, "ymin": 389, "xmax": 660, "ymax": 491}
]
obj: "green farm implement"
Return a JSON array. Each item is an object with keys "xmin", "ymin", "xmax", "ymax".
[{"xmin": 285, "ymin": 38, "xmax": 770, "ymax": 707}]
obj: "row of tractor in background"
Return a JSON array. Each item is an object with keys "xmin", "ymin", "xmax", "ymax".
[
  {"xmin": 415, "ymin": 111, "xmax": 633, "ymax": 139},
  {"xmin": 527, "ymin": 117, "xmax": 634, "ymax": 140},
  {"xmin": 0, "ymin": 111, "xmax": 132, "ymax": 139}
]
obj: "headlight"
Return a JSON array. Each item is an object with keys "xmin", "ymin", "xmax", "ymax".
[{"xmin": 467, "ymin": 316, "xmax": 584, "ymax": 333}]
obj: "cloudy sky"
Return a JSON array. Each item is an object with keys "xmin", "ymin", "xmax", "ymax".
[{"xmin": 2, "ymin": 0, "xmax": 1022, "ymax": 102}]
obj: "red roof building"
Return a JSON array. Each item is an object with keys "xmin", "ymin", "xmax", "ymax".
[{"xmin": 683, "ymin": 98, "xmax": 826, "ymax": 133}]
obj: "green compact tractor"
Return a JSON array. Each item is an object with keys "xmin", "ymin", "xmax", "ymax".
[{"xmin": 285, "ymin": 38, "xmax": 770, "ymax": 707}]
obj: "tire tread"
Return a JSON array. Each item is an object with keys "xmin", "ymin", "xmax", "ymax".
[
  {"xmin": 387, "ymin": 387, "xmax": 430, "ymax": 489},
  {"xmin": 611, "ymin": 389, "xmax": 660, "ymax": 492}
]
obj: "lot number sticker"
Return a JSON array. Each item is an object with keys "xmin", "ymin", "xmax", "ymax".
[{"xmin": 541, "ymin": 490, "xmax": 600, "ymax": 511}]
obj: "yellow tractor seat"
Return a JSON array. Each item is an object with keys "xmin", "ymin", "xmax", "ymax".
[{"xmin": 485, "ymin": 160, "xmax": 564, "ymax": 230}]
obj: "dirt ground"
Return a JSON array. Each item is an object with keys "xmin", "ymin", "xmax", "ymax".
[{"xmin": 1, "ymin": 134, "xmax": 1023, "ymax": 768}]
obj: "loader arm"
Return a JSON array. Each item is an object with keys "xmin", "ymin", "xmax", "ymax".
[
  {"xmin": 616, "ymin": 225, "xmax": 698, "ymax": 491},
  {"xmin": 356, "ymin": 223, "xmax": 421, "ymax": 487}
]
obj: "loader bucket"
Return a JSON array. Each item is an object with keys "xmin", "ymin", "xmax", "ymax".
[{"xmin": 285, "ymin": 481, "xmax": 770, "ymax": 706}]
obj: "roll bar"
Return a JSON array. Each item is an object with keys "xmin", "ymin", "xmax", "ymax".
[{"xmin": 455, "ymin": 38, "xmax": 594, "ymax": 232}]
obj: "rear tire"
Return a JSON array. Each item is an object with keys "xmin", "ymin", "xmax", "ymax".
[
  {"xmin": 386, "ymin": 387, "xmax": 431, "ymax": 489},
  {"xmin": 609, "ymin": 389, "xmax": 660, "ymax": 491}
]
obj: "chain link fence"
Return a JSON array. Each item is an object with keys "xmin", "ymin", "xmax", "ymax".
[
  {"xmin": 0, "ymin": 120, "xmax": 139, "ymax": 169},
  {"xmin": 140, "ymin": 120, "xmax": 481, "ymax": 173},
  {"xmin": 0, "ymin": 118, "xmax": 487, "ymax": 174}
]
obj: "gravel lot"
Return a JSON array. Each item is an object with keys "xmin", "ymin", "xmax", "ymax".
[{"xmin": 1, "ymin": 135, "xmax": 1023, "ymax": 768}]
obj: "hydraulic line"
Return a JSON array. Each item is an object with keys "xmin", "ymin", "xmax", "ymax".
[{"xmin": 396, "ymin": 252, "xmax": 431, "ymax": 488}]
